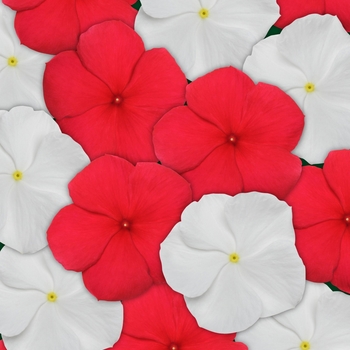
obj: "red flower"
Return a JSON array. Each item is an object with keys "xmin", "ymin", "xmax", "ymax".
[
  {"xmin": 286, "ymin": 150, "xmax": 350, "ymax": 293},
  {"xmin": 44, "ymin": 20, "xmax": 187, "ymax": 164},
  {"xmin": 3, "ymin": 0, "xmax": 137, "ymax": 54},
  {"xmin": 110, "ymin": 284, "xmax": 248, "ymax": 350},
  {"xmin": 0, "ymin": 341, "xmax": 6, "ymax": 350},
  {"xmin": 153, "ymin": 67, "xmax": 304, "ymax": 201},
  {"xmin": 275, "ymin": 0, "xmax": 350, "ymax": 32},
  {"xmin": 47, "ymin": 155, "xmax": 192, "ymax": 301}
]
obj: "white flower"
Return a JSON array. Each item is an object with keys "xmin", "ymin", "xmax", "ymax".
[
  {"xmin": 0, "ymin": 3, "xmax": 52, "ymax": 111},
  {"xmin": 0, "ymin": 246, "xmax": 123, "ymax": 350},
  {"xmin": 243, "ymin": 14, "xmax": 350, "ymax": 164},
  {"xmin": 160, "ymin": 192, "xmax": 305, "ymax": 333},
  {"xmin": 236, "ymin": 282, "xmax": 350, "ymax": 350},
  {"xmin": 135, "ymin": 0, "xmax": 279, "ymax": 81},
  {"xmin": 0, "ymin": 106, "xmax": 89, "ymax": 253}
]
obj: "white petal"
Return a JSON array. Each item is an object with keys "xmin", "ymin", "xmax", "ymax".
[
  {"xmin": 243, "ymin": 35, "xmax": 307, "ymax": 91},
  {"xmin": 180, "ymin": 194, "xmax": 236, "ymax": 253},
  {"xmin": 135, "ymin": 9, "xmax": 199, "ymax": 78},
  {"xmin": 140, "ymin": 0, "xmax": 201, "ymax": 17},
  {"xmin": 240, "ymin": 240, "xmax": 305, "ymax": 317},
  {"xmin": 274, "ymin": 282, "xmax": 330, "ymax": 342},
  {"xmin": 160, "ymin": 223, "xmax": 228, "ymax": 297},
  {"xmin": 235, "ymin": 316, "xmax": 301, "ymax": 350},
  {"xmin": 185, "ymin": 263, "xmax": 262, "ymax": 333},
  {"xmin": 0, "ymin": 247, "xmax": 53, "ymax": 292},
  {"xmin": 3, "ymin": 303, "xmax": 80, "ymax": 350},
  {"xmin": 0, "ymin": 107, "xmax": 59, "ymax": 171},
  {"xmin": 58, "ymin": 292, "xmax": 123, "ymax": 350},
  {"xmin": 292, "ymin": 92, "xmax": 350, "ymax": 164},
  {"xmin": 277, "ymin": 14, "xmax": 350, "ymax": 82},
  {"xmin": 0, "ymin": 173, "xmax": 14, "ymax": 231},
  {"xmin": 225, "ymin": 192, "xmax": 295, "ymax": 257},
  {"xmin": 0, "ymin": 5, "xmax": 16, "ymax": 58},
  {"xmin": 0, "ymin": 280, "xmax": 45, "ymax": 337},
  {"xmin": 311, "ymin": 291, "xmax": 350, "ymax": 349}
]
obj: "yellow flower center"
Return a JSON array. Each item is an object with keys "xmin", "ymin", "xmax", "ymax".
[
  {"xmin": 12, "ymin": 170, "xmax": 23, "ymax": 181},
  {"xmin": 199, "ymin": 8, "xmax": 209, "ymax": 18},
  {"xmin": 304, "ymin": 82, "xmax": 315, "ymax": 93},
  {"xmin": 47, "ymin": 292, "xmax": 58, "ymax": 302},
  {"xmin": 229, "ymin": 252, "xmax": 240, "ymax": 263},
  {"xmin": 7, "ymin": 56, "xmax": 18, "ymax": 67},
  {"xmin": 300, "ymin": 341, "xmax": 311, "ymax": 350}
]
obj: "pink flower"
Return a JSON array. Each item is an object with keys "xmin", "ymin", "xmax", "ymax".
[
  {"xmin": 47, "ymin": 155, "xmax": 192, "ymax": 301},
  {"xmin": 44, "ymin": 20, "xmax": 187, "ymax": 164},
  {"xmin": 153, "ymin": 67, "xmax": 304, "ymax": 201}
]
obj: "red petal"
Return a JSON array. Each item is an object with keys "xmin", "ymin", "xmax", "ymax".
[
  {"xmin": 234, "ymin": 143, "xmax": 302, "ymax": 199},
  {"xmin": 129, "ymin": 163, "xmax": 192, "ymax": 282},
  {"xmin": 323, "ymin": 150, "xmax": 350, "ymax": 214},
  {"xmin": 183, "ymin": 145, "xmax": 243, "ymax": 201},
  {"xmin": 83, "ymin": 232, "xmax": 153, "ymax": 300},
  {"xmin": 0, "ymin": 340, "xmax": 6, "ymax": 350},
  {"xmin": 286, "ymin": 166, "xmax": 344, "ymax": 228},
  {"xmin": 295, "ymin": 221, "xmax": 345, "ymax": 282},
  {"xmin": 332, "ymin": 230, "xmax": 350, "ymax": 292},
  {"xmin": 3, "ymin": 0, "xmax": 44, "ymax": 10},
  {"xmin": 275, "ymin": 0, "xmax": 324, "ymax": 28},
  {"xmin": 153, "ymin": 106, "xmax": 226, "ymax": 173},
  {"xmin": 326, "ymin": 0, "xmax": 350, "ymax": 32},
  {"xmin": 14, "ymin": 0, "xmax": 80, "ymax": 54},
  {"xmin": 123, "ymin": 48, "xmax": 187, "ymax": 117},
  {"xmin": 68, "ymin": 155, "xmax": 133, "ymax": 219},
  {"xmin": 111, "ymin": 335, "xmax": 165, "ymax": 350},
  {"xmin": 238, "ymin": 83, "xmax": 304, "ymax": 151},
  {"xmin": 76, "ymin": 0, "xmax": 136, "ymax": 33},
  {"xmin": 77, "ymin": 21, "xmax": 144, "ymax": 95},
  {"xmin": 44, "ymin": 51, "xmax": 112, "ymax": 120},
  {"xmin": 186, "ymin": 67, "xmax": 255, "ymax": 133},
  {"xmin": 47, "ymin": 205, "xmax": 119, "ymax": 271}
]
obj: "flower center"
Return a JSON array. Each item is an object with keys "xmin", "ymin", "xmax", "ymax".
[
  {"xmin": 114, "ymin": 95, "xmax": 123, "ymax": 105},
  {"xmin": 345, "ymin": 215, "xmax": 350, "ymax": 225},
  {"xmin": 304, "ymin": 82, "xmax": 315, "ymax": 93},
  {"xmin": 7, "ymin": 56, "xmax": 18, "ymax": 67},
  {"xmin": 169, "ymin": 344, "xmax": 179, "ymax": 350},
  {"xmin": 198, "ymin": 8, "xmax": 209, "ymax": 18},
  {"xmin": 12, "ymin": 170, "xmax": 23, "ymax": 181},
  {"xmin": 121, "ymin": 219, "xmax": 131, "ymax": 230},
  {"xmin": 300, "ymin": 341, "xmax": 310, "ymax": 350},
  {"xmin": 47, "ymin": 292, "xmax": 58, "ymax": 302},
  {"xmin": 227, "ymin": 134, "xmax": 236, "ymax": 144},
  {"xmin": 229, "ymin": 252, "xmax": 240, "ymax": 263}
]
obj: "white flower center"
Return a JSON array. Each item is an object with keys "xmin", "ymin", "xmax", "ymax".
[
  {"xmin": 229, "ymin": 252, "xmax": 240, "ymax": 263},
  {"xmin": 198, "ymin": 8, "xmax": 209, "ymax": 19},
  {"xmin": 47, "ymin": 291, "xmax": 58, "ymax": 302},
  {"xmin": 12, "ymin": 170, "xmax": 23, "ymax": 181},
  {"xmin": 304, "ymin": 82, "xmax": 315, "ymax": 93},
  {"xmin": 7, "ymin": 56, "xmax": 18, "ymax": 67},
  {"xmin": 300, "ymin": 341, "xmax": 311, "ymax": 350}
]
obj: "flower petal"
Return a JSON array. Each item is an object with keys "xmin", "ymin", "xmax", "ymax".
[
  {"xmin": 160, "ymin": 223, "xmax": 228, "ymax": 298},
  {"xmin": 3, "ymin": 0, "xmax": 45, "ymax": 11},
  {"xmin": 83, "ymin": 233, "xmax": 153, "ymax": 300},
  {"xmin": 140, "ymin": 0, "xmax": 200, "ymax": 17}
]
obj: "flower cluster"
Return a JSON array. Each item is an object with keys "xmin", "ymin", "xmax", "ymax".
[{"xmin": 1, "ymin": 0, "xmax": 350, "ymax": 349}]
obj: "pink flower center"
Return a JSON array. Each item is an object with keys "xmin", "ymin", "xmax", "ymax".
[
  {"xmin": 121, "ymin": 219, "xmax": 131, "ymax": 230},
  {"xmin": 227, "ymin": 134, "xmax": 236, "ymax": 144},
  {"xmin": 169, "ymin": 344, "xmax": 179, "ymax": 350},
  {"xmin": 114, "ymin": 95, "xmax": 123, "ymax": 105},
  {"xmin": 345, "ymin": 216, "xmax": 350, "ymax": 225}
]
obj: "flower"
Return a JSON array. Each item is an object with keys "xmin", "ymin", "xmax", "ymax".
[
  {"xmin": 135, "ymin": 0, "xmax": 280, "ymax": 80},
  {"xmin": 0, "ymin": 106, "xmax": 89, "ymax": 253},
  {"xmin": 160, "ymin": 192, "xmax": 305, "ymax": 333},
  {"xmin": 2, "ymin": 0, "xmax": 137, "ymax": 54},
  {"xmin": 236, "ymin": 282, "xmax": 350, "ymax": 350},
  {"xmin": 153, "ymin": 67, "xmax": 304, "ymax": 201},
  {"xmin": 44, "ymin": 20, "xmax": 187, "ymax": 164},
  {"xmin": 275, "ymin": 0, "xmax": 350, "ymax": 32},
  {"xmin": 0, "ymin": 340, "xmax": 6, "ymax": 350},
  {"xmin": 47, "ymin": 155, "xmax": 192, "ymax": 301},
  {"xmin": 111, "ymin": 283, "xmax": 248, "ymax": 350},
  {"xmin": 0, "ymin": 3, "xmax": 52, "ymax": 111},
  {"xmin": 285, "ymin": 150, "xmax": 350, "ymax": 293},
  {"xmin": 243, "ymin": 14, "xmax": 350, "ymax": 164},
  {"xmin": 0, "ymin": 246, "xmax": 123, "ymax": 350}
]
